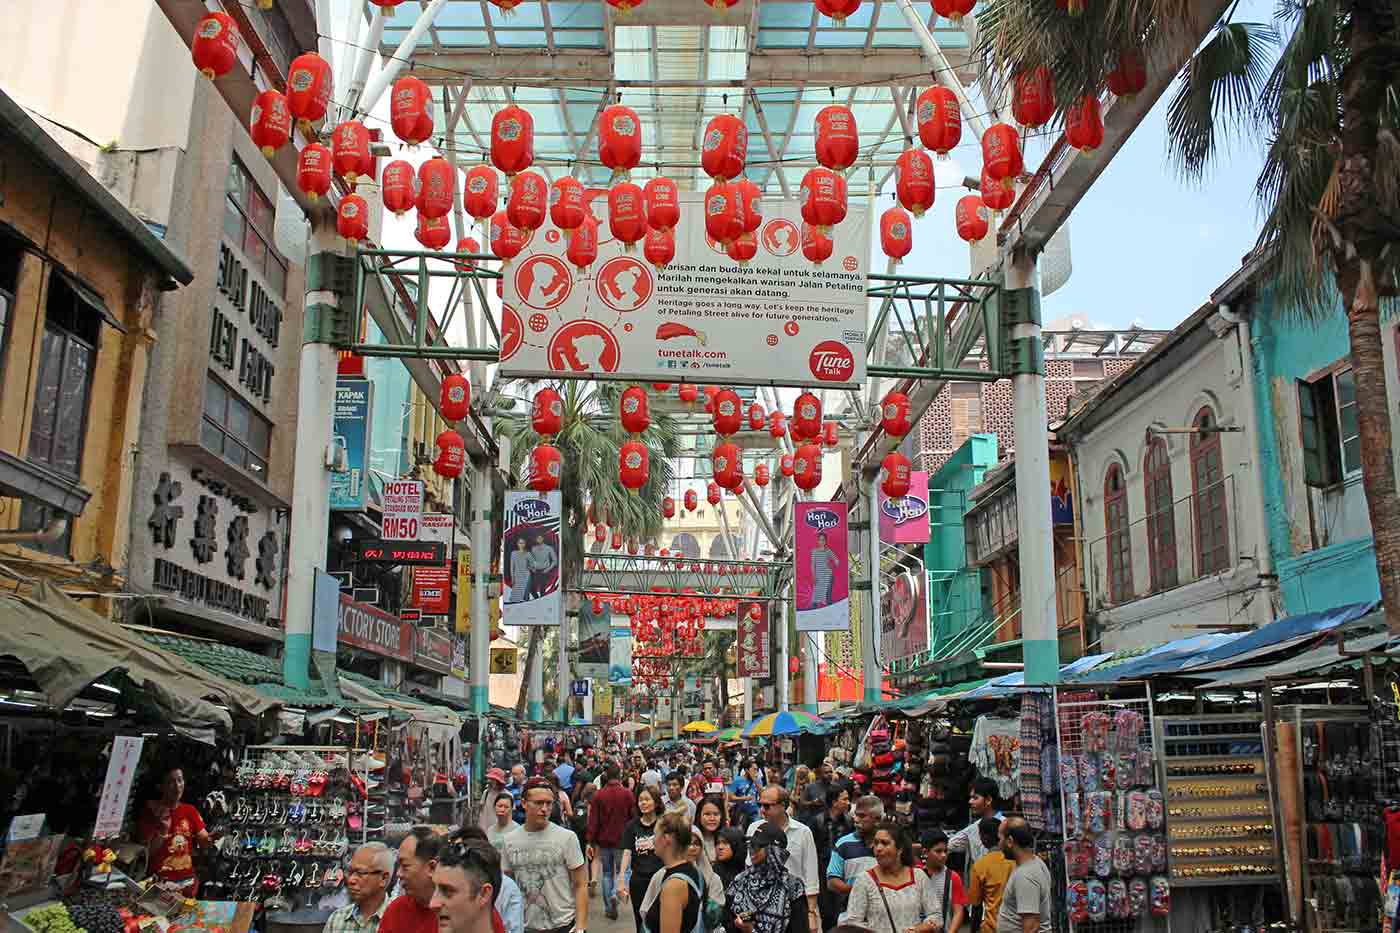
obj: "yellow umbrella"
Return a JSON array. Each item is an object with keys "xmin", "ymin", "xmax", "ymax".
[{"xmin": 682, "ymin": 720, "xmax": 719, "ymax": 733}]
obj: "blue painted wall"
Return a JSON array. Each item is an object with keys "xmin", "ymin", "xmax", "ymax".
[
  {"xmin": 1247, "ymin": 286, "xmax": 1380, "ymax": 613},
  {"xmin": 925, "ymin": 434, "xmax": 997, "ymax": 655}
]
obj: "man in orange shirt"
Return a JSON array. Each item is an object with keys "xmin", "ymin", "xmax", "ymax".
[
  {"xmin": 959, "ymin": 819, "xmax": 1013, "ymax": 933},
  {"xmin": 382, "ymin": 827, "xmax": 445, "ymax": 933}
]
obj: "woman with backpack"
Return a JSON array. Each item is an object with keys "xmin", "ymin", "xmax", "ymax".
[{"xmin": 639, "ymin": 813, "xmax": 705, "ymax": 933}]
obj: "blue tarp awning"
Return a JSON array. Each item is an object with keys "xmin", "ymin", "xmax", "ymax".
[
  {"xmin": 1068, "ymin": 633, "xmax": 1241, "ymax": 683},
  {"xmin": 955, "ymin": 652, "xmax": 1116, "ymax": 699}
]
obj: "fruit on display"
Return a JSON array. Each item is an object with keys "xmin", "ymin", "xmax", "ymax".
[{"xmin": 23, "ymin": 904, "xmax": 82, "ymax": 933}]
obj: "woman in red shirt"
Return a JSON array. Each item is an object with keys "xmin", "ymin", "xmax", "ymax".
[{"xmin": 136, "ymin": 768, "xmax": 211, "ymax": 894}]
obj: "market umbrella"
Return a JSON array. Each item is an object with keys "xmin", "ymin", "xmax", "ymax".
[
  {"xmin": 614, "ymin": 722, "xmax": 650, "ymax": 734},
  {"xmin": 741, "ymin": 710, "xmax": 823, "ymax": 737},
  {"xmin": 714, "ymin": 726, "xmax": 742, "ymax": 741},
  {"xmin": 682, "ymin": 720, "xmax": 719, "ymax": 733}
]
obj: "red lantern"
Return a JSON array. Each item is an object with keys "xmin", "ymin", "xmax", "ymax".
[
  {"xmin": 706, "ymin": 0, "xmax": 740, "ymax": 10},
  {"xmin": 1012, "ymin": 67, "xmax": 1056, "ymax": 129},
  {"xmin": 286, "ymin": 53, "xmax": 333, "ymax": 128},
  {"xmin": 800, "ymin": 167, "xmax": 846, "ymax": 232},
  {"xmin": 727, "ymin": 232, "xmax": 758, "ymax": 265},
  {"xmin": 822, "ymin": 420, "xmax": 840, "ymax": 447},
  {"xmin": 250, "ymin": 90, "xmax": 291, "ymax": 157},
  {"xmin": 620, "ymin": 385, "xmax": 651, "ymax": 434},
  {"xmin": 652, "ymin": 383, "xmax": 672, "ymax": 391},
  {"xmin": 662, "ymin": 496, "xmax": 676, "ymax": 519},
  {"xmin": 701, "ymin": 114, "xmax": 747, "ymax": 182},
  {"xmin": 416, "ymin": 214, "xmax": 451, "ymax": 250},
  {"xmin": 643, "ymin": 227, "xmax": 675, "ymax": 269},
  {"xmin": 814, "ymin": 0, "xmax": 862, "ymax": 22},
  {"xmin": 491, "ymin": 105, "xmax": 534, "ymax": 176},
  {"xmin": 704, "ymin": 182, "xmax": 742, "ymax": 247},
  {"xmin": 880, "ymin": 207, "xmax": 913, "ymax": 263},
  {"xmin": 734, "ymin": 178, "xmax": 762, "ymax": 234},
  {"xmin": 768, "ymin": 411, "xmax": 787, "ymax": 438},
  {"xmin": 464, "ymin": 165, "xmax": 499, "ymax": 222},
  {"xmin": 881, "ymin": 452, "xmax": 912, "ymax": 498},
  {"xmin": 916, "ymin": 86, "xmax": 962, "ymax": 155},
  {"xmin": 549, "ymin": 176, "xmax": 586, "ymax": 233},
  {"xmin": 336, "ymin": 194, "xmax": 369, "ymax": 244},
  {"xmin": 599, "ymin": 105, "xmax": 643, "ymax": 179},
  {"xmin": 713, "ymin": 389, "xmax": 742, "ymax": 435},
  {"xmin": 532, "ymin": 387, "xmax": 563, "ymax": 436},
  {"xmin": 793, "ymin": 443, "xmax": 823, "ymax": 491},
  {"xmin": 566, "ymin": 216, "xmax": 598, "ymax": 270},
  {"xmin": 1066, "ymin": 95, "xmax": 1105, "ymax": 153},
  {"xmin": 754, "ymin": 464, "xmax": 771, "ymax": 487},
  {"xmin": 1056, "ymin": 0, "xmax": 1085, "ymax": 14},
  {"xmin": 620, "ymin": 440, "xmax": 650, "ymax": 494},
  {"xmin": 895, "ymin": 149, "xmax": 935, "ymax": 217},
  {"xmin": 713, "ymin": 441, "xmax": 743, "ymax": 490},
  {"xmin": 801, "ymin": 223, "xmax": 833, "ymax": 265},
  {"xmin": 611, "ymin": 530, "xmax": 623, "ymax": 550},
  {"xmin": 507, "ymin": 171, "xmax": 548, "ymax": 232},
  {"xmin": 678, "ymin": 384, "xmax": 699, "ymax": 406},
  {"xmin": 627, "ymin": 539, "xmax": 639, "ymax": 556},
  {"xmin": 981, "ymin": 166, "xmax": 1015, "ymax": 212},
  {"xmin": 747, "ymin": 402, "xmax": 766, "ymax": 432},
  {"xmin": 440, "ymin": 373, "xmax": 471, "ymax": 421},
  {"xmin": 415, "ymin": 157, "xmax": 455, "ymax": 219},
  {"xmin": 433, "ymin": 430, "xmax": 466, "ymax": 479},
  {"xmin": 489, "ymin": 212, "xmax": 526, "ymax": 263},
  {"xmin": 1107, "ymin": 50, "xmax": 1148, "ymax": 98},
  {"xmin": 814, "ymin": 105, "xmax": 859, "ymax": 171},
  {"xmin": 594, "ymin": 524, "xmax": 608, "ymax": 545},
  {"xmin": 192, "ymin": 12, "xmax": 240, "ymax": 80},
  {"xmin": 381, "ymin": 159, "xmax": 416, "ymax": 215},
  {"xmin": 684, "ymin": 489, "xmax": 698, "ymax": 512},
  {"xmin": 390, "ymin": 75, "xmax": 433, "ymax": 145},
  {"xmin": 791, "ymin": 392, "xmax": 823, "ymax": 441},
  {"xmin": 332, "ymin": 120, "xmax": 374, "ymax": 186},
  {"xmin": 931, "ymin": 0, "xmax": 974, "ymax": 20},
  {"xmin": 529, "ymin": 445, "xmax": 563, "ymax": 492},
  {"xmin": 880, "ymin": 391, "xmax": 912, "ymax": 438},
  {"xmin": 644, "ymin": 177, "xmax": 680, "ymax": 230},
  {"xmin": 454, "ymin": 237, "xmax": 480, "ymax": 273},
  {"xmin": 706, "ymin": 482, "xmax": 722, "ymax": 506},
  {"xmin": 608, "ymin": 183, "xmax": 647, "ymax": 250},
  {"xmin": 981, "ymin": 123, "xmax": 1023, "ymax": 188},
  {"xmin": 296, "ymin": 144, "xmax": 333, "ymax": 201},
  {"xmin": 955, "ymin": 195, "xmax": 990, "ymax": 243},
  {"xmin": 780, "ymin": 453, "xmax": 795, "ymax": 477}
]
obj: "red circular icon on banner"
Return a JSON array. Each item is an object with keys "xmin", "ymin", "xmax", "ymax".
[
  {"xmin": 595, "ymin": 256, "xmax": 653, "ymax": 312},
  {"xmin": 515, "ymin": 254, "xmax": 572, "ymax": 310},
  {"xmin": 843, "ymin": 255, "xmax": 858, "ymax": 272},
  {"xmin": 529, "ymin": 312, "xmax": 550, "ymax": 332},
  {"xmin": 784, "ymin": 319, "xmax": 800, "ymax": 337},
  {"xmin": 548, "ymin": 320, "xmax": 621, "ymax": 373},
  {"xmin": 501, "ymin": 305, "xmax": 523, "ymax": 361},
  {"xmin": 766, "ymin": 334, "xmax": 778, "ymax": 346},
  {"xmin": 761, "ymin": 219, "xmax": 799, "ymax": 257}
]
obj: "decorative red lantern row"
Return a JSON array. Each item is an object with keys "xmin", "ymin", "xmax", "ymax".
[
  {"xmin": 440, "ymin": 373, "xmax": 471, "ymax": 421},
  {"xmin": 981, "ymin": 123, "xmax": 1024, "ymax": 189},
  {"xmin": 801, "ymin": 223, "xmax": 833, "ymax": 266},
  {"xmin": 250, "ymin": 90, "xmax": 292, "ymax": 157},
  {"xmin": 706, "ymin": 482, "xmax": 722, "ymax": 506},
  {"xmin": 881, "ymin": 451, "xmax": 912, "ymax": 498},
  {"xmin": 507, "ymin": 171, "xmax": 548, "ymax": 232},
  {"xmin": 416, "ymin": 214, "xmax": 451, "ymax": 250},
  {"xmin": 533, "ymin": 387, "xmax": 563, "ymax": 436},
  {"xmin": 932, "ymin": 0, "xmax": 974, "ymax": 21},
  {"xmin": 550, "ymin": 176, "xmax": 586, "ymax": 234},
  {"xmin": 491, "ymin": 105, "xmax": 534, "ymax": 176},
  {"xmin": 381, "ymin": 159, "xmax": 415, "ymax": 215},
  {"xmin": 337, "ymin": 194, "xmax": 369, "ymax": 245},
  {"xmin": 296, "ymin": 144, "xmax": 333, "ymax": 201},
  {"xmin": 895, "ymin": 149, "xmax": 934, "ymax": 216},
  {"xmin": 528, "ymin": 445, "xmax": 562, "ymax": 492},
  {"xmin": 609, "ymin": 183, "xmax": 648, "ymax": 250},
  {"xmin": 192, "ymin": 12, "xmax": 240, "ymax": 80},
  {"xmin": 916, "ymin": 86, "xmax": 961, "ymax": 156},
  {"xmin": 793, "ymin": 443, "xmax": 822, "ymax": 491},
  {"xmin": 391, "ymin": 76, "xmax": 433, "ymax": 146},
  {"xmin": 567, "ymin": 216, "xmax": 598, "ymax": 270},
  {"xmin": 981, "ymin": 166, "xmax": 1014, "ymax": 213},
  {"xmin": 599, "ymin": 105, "xmax": 642, "ymax": 180},
  {"xmin": 644, "ymin": 177, "xmax": 680, "ymax": 230},
  {"xmin": 814, "ymin": 105, "xmax": 859, "ymax": 171},
  {"xmin": 712, "ymin": 441, "xmax": 743, "ymax": 491},
  {"xmin": 644, "ymin": 228, "xmax": 675, "ymax": 269},
  {"xmin": 701, "ymin": 114, "xmax": 747, "ymax": 182},
  {"xmin": 333, "ymin": 120, "xmax": 374, "ymax": 186},
  {"xmin": 754, "ymin": 463, "xmax": 770, "ymax": 487},
  {"xmin": 791, "ymin": 391, "xmax": 822, "ymax": 441},
  {"xmin": 881, "ymin": 391, "xmax": 912, "ymax": 437},
  {"xmin": 286, "ymin": 53, "xmax": 333, "ymax": 129},
  {"xmin": 662, "ymin": 496, "xmax": 676, "ymax": 519},
  {"xmin": 1107, "ymin": 50, "xmax": 1148, "ymax": 99},
  {"xmin": 955, "ymin": 195, "xmax": 990, "ymax": 243},
  {"xmin": 800, "ymin": 167, "xmax": 846, "ymax": 232},
  {"xmin": 1012, "ymin": 67, "xmax": 1055, "ymax": 129},
  {"xmin": 880, "ymin": 207, "xmax": 913, "ymax": 263},
  {"xmin": 417, "ymin": 157, "xmax": 456, "ymax": 219},
  {"xmin": 433, "ymin": 430, "xmax": 466, "ymax": 479},
  {"xmin": 620, "ymin": 440, "xmax": 649, "ymax": 494},
  {"xmin": 768, "ymin": 410, "xmax": 787, "ymax": 438},
  {"xmin": 1066, "ymin": 95, "xmax": 1105, "ymax": 153},
  {"xmin": 464, "ymin": 165, "xmax": 499, "ymax": 223},
  {"xmin": 684, "ymin": 489, "xmax": 698, "ymax": 512},
  {"xmin": 490, "ymin": 212, "xmax": 526, "ymax": 264},
  {"xmin": 620, "ymin": 385, "xmax": 651, "ymax": 434},
  {"xmin": 747, "ymin": 402, "xmax": 766, "ymax": 431}
]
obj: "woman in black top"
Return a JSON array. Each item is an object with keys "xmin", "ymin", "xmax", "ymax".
[
  {"xmin": 644, "ymin": 812, "xmax": 703, "ymax": 933},
  {"xmin": 620, "ymin": 785, "xmax": 667, "ymax": 930}
]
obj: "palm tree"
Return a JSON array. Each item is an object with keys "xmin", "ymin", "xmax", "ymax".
[
  {"xmin": 974, "ymin": 0, "xmax": 1400, "ymax": 628},
  {"xmin": 497, "ymin": 380, "xmax": 682, "ymax": 717}
]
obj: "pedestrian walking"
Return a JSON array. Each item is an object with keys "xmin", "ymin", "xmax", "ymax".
[
  {"xmin": 619, "ymin": 786, "xmax": 667, "ymax": 931},
  {"xmin": 726, "ymin": 823, "xmax": 809, "ymax": 933},
  {"xmin": 588, "ymin": 763, "xmax": 636, "ymax": 921},
  {"xmin": 500, "ymin": 778, "xmax": 589, "ymax": 933},
  {"xmin": 841, "ymin": 822, "xmax": 939, "ymax": 933}
]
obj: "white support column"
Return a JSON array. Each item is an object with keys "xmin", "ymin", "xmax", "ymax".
[
  {"xmin": 357, "ymin": 0, "xmax": 452, "ymax": 118},
  {"xmin": 529, "ymin": 634, "xmax": 544, "ymax": 721},
  {"xmin": 470, "ymin": 464, "xmax": 492, "ymax": 713},
  {"xmin": 558, "ymin": 607, "xmax": 571, "ymax": 721},
  {"xmin": 743, "ymin": 676, "xmax": 753, "ymax": 721},
  {"xmin": 344, "ymin": 9, "xmax": 385, "ymax": 120},
  {"xmin": 863, "ymin": 473, "xmax": 883, "ymax": 704},
  {"xmin": 802, "ymin": 632, "xmax": 819, "ymax": 712},
  {"xmin": 778, "ymin": 584, "xmax": 791, "ymax": 712}
]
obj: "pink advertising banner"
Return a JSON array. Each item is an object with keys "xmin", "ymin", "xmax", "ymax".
[
  {"xmin": 795, "ymin": 501, "xmax": 850, "ymax": 632},
  {"xmin": 879, "ymin": 470, "xmax": 931, "ymax": 544}
]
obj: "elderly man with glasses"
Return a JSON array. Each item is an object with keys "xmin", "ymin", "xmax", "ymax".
[
  {"xmin": 323, "ymin": 843, "xmax": 394, "ymax": 933},
  {"xmin": 746, "ymin": 786, "xmax": 821, "ymax": 933}
]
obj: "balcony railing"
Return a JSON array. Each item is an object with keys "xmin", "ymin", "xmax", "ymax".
[{"xmin": 1085, "ymin": 475, "xmax": 1238, "ymax": 611}]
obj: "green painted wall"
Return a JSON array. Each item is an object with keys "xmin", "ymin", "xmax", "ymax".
[{"xmin": 925, "ymin": 433, "xmax": 997, "ymax": 656}]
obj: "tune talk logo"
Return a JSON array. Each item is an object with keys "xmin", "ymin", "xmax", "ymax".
[{"xmin": 808, "ymin": 340, "xmax": 855, "ymax": 382}]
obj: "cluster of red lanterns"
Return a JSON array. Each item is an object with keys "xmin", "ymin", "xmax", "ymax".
[{"xmin": 877, "ymin": 389, "xmax": 914, "ymax": 497}]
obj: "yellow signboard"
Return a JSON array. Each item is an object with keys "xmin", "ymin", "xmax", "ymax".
[
  {"xmin": 490, "ymin": 646, "xmax": 518, "ymax": 674},
  {"xmin": 456, "ymin": 547, "xmax": 471, "ymax": 634},
  {"xmin": 594, "ymin": 683, "xmax": 613, "ymax": 718}
]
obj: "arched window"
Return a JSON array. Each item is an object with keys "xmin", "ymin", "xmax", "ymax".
[
  {"xmin": 1144, "ymin": 438, "xmax": 1178, "ymax": 591},
  {"xmin": 1191, "ymin": 407, "xmax": 1230, "ymax": 575},
  {"xmin": 1104, "ymin": 464, "xmax": 1133, "ymax": 604}
]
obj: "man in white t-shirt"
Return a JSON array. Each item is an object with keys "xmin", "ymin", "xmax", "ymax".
[
  {"xmin": 500, "ymin": 778, "xmax": 588, "ymax": 933},
  {"xmin": 747, "ymin": 785, "xmax": 820, "ymax": 933}
]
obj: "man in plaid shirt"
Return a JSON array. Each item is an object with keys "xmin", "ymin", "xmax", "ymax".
[{"xmin": 323, "ymin": 843, "xmax": 393, "ymax": 933}]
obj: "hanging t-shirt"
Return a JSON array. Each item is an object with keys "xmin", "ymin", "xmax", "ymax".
[{"xmin": 970, "ymin": 716, "xmax": 1021, "ymax": 801}]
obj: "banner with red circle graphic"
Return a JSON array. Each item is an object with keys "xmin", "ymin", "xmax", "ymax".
[{"xmin": 498, "ymin": 192, "xmax": 869, "ymax": 387}]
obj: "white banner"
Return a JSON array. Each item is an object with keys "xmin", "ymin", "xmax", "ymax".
[
  {"xmin": 499, "ymin": 192, "xmax": 869, "ymax": 387},
  {"xmin": 501, "ymin": 490, "xmax": 562, "ymax": 626},
  {"xmin": 381, "ymin": 479, "xmax": 423, "ymax": 540},
  {"xmin": 418, "ymin": 512, "xmax": 455, "ymax": 546},
  {"xmin": 93, "ymin": 735, "xmax": 144, "ymax": 840}
]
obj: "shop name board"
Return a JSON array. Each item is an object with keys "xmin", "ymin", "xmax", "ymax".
[
  {"xmin": 357, "ymin": 539, "xmax": 446, "ymax": 565},
  {"xmin": 153, "ymin": 557, "xmax": 270, "ymax": 623},
  {"xmin": 415, "ymin": 627, "xmax": 453, "ymax": 672},
  {"xmin": 212, "ymin": 242, "xmax": 279, "ymax": 405},
  {"xmin": 337, "ymin": 594, "xmax": 413, "ymax": 661},
  {"xmin": 381, "ymin": 480, "xmax": 424, "ymax": 540}
]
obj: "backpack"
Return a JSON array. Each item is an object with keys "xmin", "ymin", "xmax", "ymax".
[{"xmin": 642, "ymin": 870, "xmax": 718, "ymax": 933}]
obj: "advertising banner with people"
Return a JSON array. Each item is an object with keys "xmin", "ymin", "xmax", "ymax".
[
  {"xmin": 736, "ymin": 599, "xmax": 770, "ymax": 678},
  {"xmin": 577, "ymin": 598, "xmax": 610, "ymax": 680},
  {"xmin": 795, "ymin": 501, "xmax": 850, "ymax": 631},
  {"xmin": 500, "ymin": 490, "xmax": 562, "ymax": 626},
  {"xmin": 880, "ymin": 564, "xmax": 930, "ymax": 662},
  {"xmin": 498, "ymin": 192, "xmax": 870, "ymax": 387},
  {"xmin": 879, "ymin": 470, "xmax": 931, "ymax": 544}
]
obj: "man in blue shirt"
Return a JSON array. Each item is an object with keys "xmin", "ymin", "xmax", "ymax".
[
  {"xmin": 729, "ymin": 759, "xmax": 763, "ymax": 829},
  {"xmin": 505, "ymin": 764, "xmax": 528, "ymax": 824},
  {"xmin": 827, "ymin": 794, "xmax": 884, "ymax": 921},
  {"xmin": 552, "ymin": 752, "xmax": 575, "ymax": 793}
]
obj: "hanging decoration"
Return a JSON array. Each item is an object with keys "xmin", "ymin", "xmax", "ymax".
[
  {"xmin": 250, "ymin": 90, "xmax": 292, "ymax": 157},
  {"xmin": 528, "ymin": 445, "xmax": 563, "ymax": 492},
  {"xmin": 895, "ymin": 148, "xmax": 935, "ymax": 216},
  {"xmin": 1012, "ymin": 67, "xmax": 1056, "ymax": 129},
  {"xmin": 931, "ymin": 0, "xmax": 974, "ymax": 21},
  {"xmin": 611, "ymin": 529, "xmax": 623, "ymax": 550},
  {"xmin": 620, "ymin": 441, "xmax": 650, "ymax": 494},
  {"xmin": 549, "ymin": 176, "xmax": 586, "ymax": 234},
  {"xmin": 955, "ymin": 195, "xmax": 990, "ymax": 242},
  {"xmin": 916, "ymin": 85, "xmax": 961, "ymax": 155},
  {"xmin": 1107, "ymin": 50, "xmax": 1148, "ymax": 98},
  {"xmin": 454, "ymin": 237, "xmax": 481, "ymax": 273},
  {"xmin": 754, "ymin": 464, "xmax": 771, "ymax": 487},
  {"xmin": 981, "ymin": 166, "xmax": 1015, "ymax": 213},
  {"xmin": 192, "ymin": 12, "xmax": 240, "ymax": 80},
  {"xmin": 599, "ymin": 104, "xmax": 643, "ymax": 180},
  {"xmin": 822, "ymin": 420, "xmax": 840, "ymax": 447},
  {"xmin": 706, "ymin": 482, "xmax": 722, "ymax": 506},
  {"xmin": 336, "ymin": 194, "xmax": 369, "ymax": 245},
  {"xmin": 684, "ymin": 489, "xmax": 698, "ymax": 512},
  {"xmin": 704, "ymin": 182, "xmax": 742, "ymax": 247},
  {"xmin": 286, "ymin": 53, "xmax": 333, "ymax": 129},
  {"xmin": 791, "ymin": 391, "xmax": 823, "ymax": 441},
  {"xmin": 491, "ymin": 105, "xmax": 534, "ymax": 176},
  {"xmin": 800, "ymin": 167, "xmax": 846, "ymax": 232},
  {"xmin": 489, "ymin": 211, "xmax": 527, "ymax": 264},
  {"xmin": 1066, "ymin": 95, "xmax": 1105, "ymax": 153},
  {"xmin": 712, "ymin": 441, "xmax": 743, "ymax": 491},
  {"xmin": 780, "ymin": 453, "xmax": 795, "ymax": 477},
  {"xmin": 463, "ymin": 165, "xmax": 499, "ymax": 222},
  {"xmin": 768, "ymin": 410, "xmax": 787, "ymax": 438},
  {"xmin": 801, "ymin": 223, "xmax": 833, "ymax": 265},
  {"xmin": 662, "ymin": 496, "xmax": 676, "ymax": 519},
  {"xmin": 879, "ymin": 206, "xmax": 913, "ymax": 263},
  {"xmin": 793, "ymin": 443, "xmax": 823, "ymax": 491},
  {"xmin": 880, "ymin": 391, "xmax": 912, "ymax": 437},
  {"xmin": 507, "ymin": 171, "xmax": 548, "ymax": 231},
  {"xmin": 727, "ymin": 232, "xmax": 758, "ymax": 264},
  {"xmin": 332, "ymin": 120, "xmax": 374, "ymax": 186},
  {"xmin": 1056, "ymin": 0, "xmax": 1086, "ymax": 15},
  {"xmin": 712, "ymin": 389, "xmax": 742, "ymax": 435},
  {"xmin": 701, "ymin": 114, "xmax": 747, "ymax": 182},
  {"xmin": 814, "ymin": 0, "xmax": 862, "ymax": 23},
  {"xmin": 881, "ymin": 451, "xmax": 912, "ymax": 498},
  {"xmin": 814, "ymin": 105, "xmax": 859, "ymax": 170},
  {"xmin": 381, "ymin": 159, "xmax": 416, "ymax": 215},
  {"xmin": 566, "ymin": 216, "xmax": 598, "ymax": 270},
  {"xmin": 981, "ymin": 123, "xmax": 1024, "ymax": 188},
  {"xmin": 440, "ymin": 373, "xmax": 471, "ymax": 421},
  {"xmin": 644, "ymin": 177, "xmax": 680, "ymax": 230},
  {"xmin": 296, "ymin": 144, "xmax": 333, "ymax": 201},
  {"xmin": 608, "ymin": 182, "xmax": 648, "ymax": 250},
  {"xmin": 416, "ymin": 157, "xmax": 456, "ymax": 219},
  {"xmin": 390, "ymin": 75, "xmax": 434, "ymax": 145},
  {"xmin": 747, "ymin": 402, "xmax": 766, "ymax": 431},
  {"xmin": 416, "ymin": 214, "xmax": 451, "ymax": 250},
  {"xmin": 620, "ymin": 385, "xmax": 651, "ymax": 434},
  {"xmin": 678, "ymin": 384, "xmax": 699, "ymax": 405},
  {"xmin": 433, "ymin": 430, "xmax": 466, "ymax": 479},
  {"xmin": 643, "ymin": 227, "xmax": 675, "ymax": 269},
  {"xmin": 532, "ymin": 387, "xmax": 563, "ymax": 436},
  {"xmin": 735, "ymin": 177, "xmax": 763, "ymax": 234}
]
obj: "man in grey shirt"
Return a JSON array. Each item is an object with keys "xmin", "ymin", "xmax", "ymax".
[{"xmin": 994, "ymin": 819, "xmax": 1052, "ymax": 933}]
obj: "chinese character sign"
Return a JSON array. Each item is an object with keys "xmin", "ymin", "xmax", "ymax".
[
  {"xmin": 795, "ymin": 501, "xmax": 850, "ymax": 631},
  {"xmin": 93, "ymin": 736, "xmax": 144, "ymax": 840},
  {"xmin": 501, "ymin": 490, "xmax": 562, "ymax": 626},
  {"xmin": 736, "ymin": 599, "xmax": 770, "ymax": 678}
]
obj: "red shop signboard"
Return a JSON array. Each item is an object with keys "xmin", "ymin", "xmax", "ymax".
[
  {"xmin": 411, "ymin": 565, "xmax": 453, "ymax": 615},
  {"xmin": 416, "ymin": 628, "xmax": 453, "ymax": 673},
  {"xmin": 337, "ymin": 594, "xmax": 414, "ymax": 661}
]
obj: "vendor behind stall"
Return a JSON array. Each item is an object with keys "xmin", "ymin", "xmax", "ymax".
[{"xmin": 135, "ymin": 767, "xmax": 211, "ymax": 894}]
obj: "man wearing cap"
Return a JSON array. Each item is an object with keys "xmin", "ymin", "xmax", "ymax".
[
  {"xmin": 480, "ymin": 768, "xmax": 511, "ymax": 833},
  {"xmin": 748, "ymin": 785, "xmax": 821, "ymax": 933}
]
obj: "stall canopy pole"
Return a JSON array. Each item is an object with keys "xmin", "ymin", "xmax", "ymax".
[{"xmin": 863, "ymin": 473, "xmax": 883, "ymax": 704}]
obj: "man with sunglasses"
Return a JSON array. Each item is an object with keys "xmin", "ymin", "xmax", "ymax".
[
  {"xmin": 500, "ymin": 778, "xmax": 588, "ymax": 933},
  {"xmin": 747, "ymin": 786, "xmax": 820, "ymax": 933},
  {"xmin": 324, "ymin": 843, "xmax": 393, "ymax": 933},
  {"xmin": 432, "ymin": 837, "xmax": 502, "ymax": 933}
]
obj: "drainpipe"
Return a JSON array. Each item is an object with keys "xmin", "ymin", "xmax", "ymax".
[{"xmin": 1218, "ymin": 303, "xmax": 1277, "ymax": 606}]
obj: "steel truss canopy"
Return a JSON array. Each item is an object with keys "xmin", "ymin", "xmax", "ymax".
[{"xmin": 374, "ymin": 0, "xmax": 977, "ymax": 193}]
